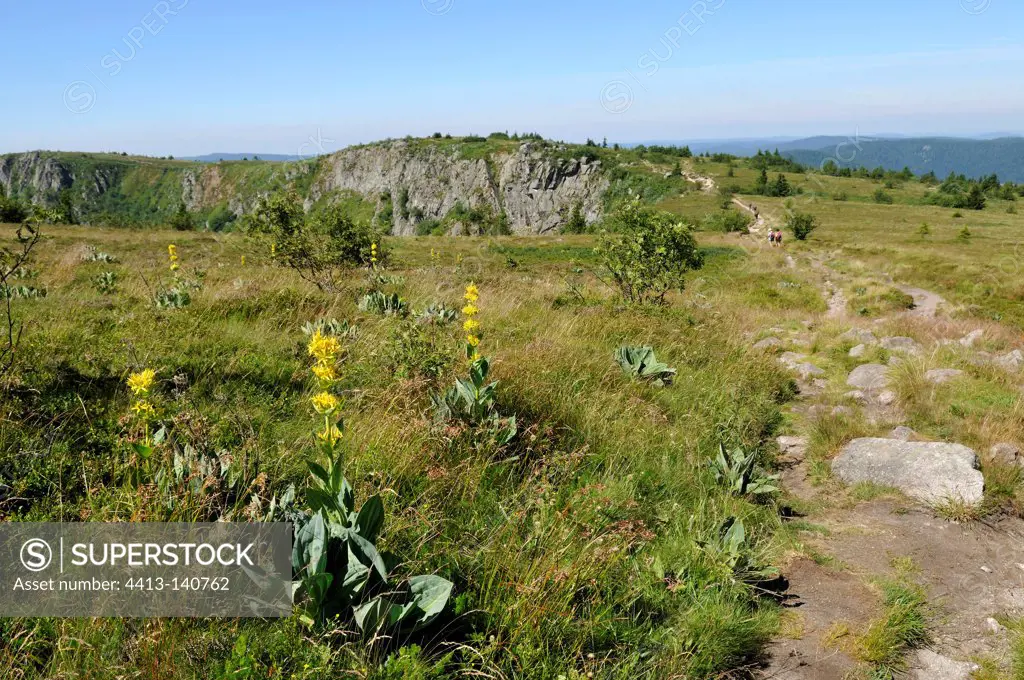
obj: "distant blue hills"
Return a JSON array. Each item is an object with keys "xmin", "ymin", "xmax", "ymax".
[{"xmin": 640, "ymin": 134, "xmax": 1024, "ymax": 182}]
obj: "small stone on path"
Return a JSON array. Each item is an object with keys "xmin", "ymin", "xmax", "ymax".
[
  {"xmin": 910, "ymin": 649, "xmax": 979, "ymax": 680},
  {"xmin": 776, "ymin": 436, "xmax": 808, "ymax": 463},
  {"xmin": 890, "ymin": 426, "xmax": 917, "ymax": 441}
]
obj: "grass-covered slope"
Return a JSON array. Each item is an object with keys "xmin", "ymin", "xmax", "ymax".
[{"xmin": 0, "ymin": 226, "xmax": 819, "ymax": 678}]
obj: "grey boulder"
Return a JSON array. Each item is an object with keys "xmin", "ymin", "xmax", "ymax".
[
  {"xmin": 847, "ymin": 364, "xmax": 889, "ymax": 391},
  {"xmin": 832, "ymin": 438, "xmax": 984, "ymax": 506},
  {"xmin": 841, "ymin": 328, "xmax": 878, "ymax": 345},
  {"xmin": 994, "ymin": 350, "xmax": 1023, "ymax": 373},
  {"xmin": 925, "ymin": 368, "xmax": 964, "ymax": 385},
  {"xmin": 960, "ymin": 329, "xmax": 984, "ymax": 348},
  {"xmin": 753, "ymin": 337, "xmax": 782, "ymax": 352},
  {"xmin": 881, "ymin": 336, "xmax": 922, "ymax": 354},
  {"xmin": 989, "ymin": 442, "xmax": 1021, "ymax": 467}
]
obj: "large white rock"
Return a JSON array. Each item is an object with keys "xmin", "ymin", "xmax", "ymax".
[{"xmin": 832, "ymin": 438, "xmax": 984, "ymax": 506}]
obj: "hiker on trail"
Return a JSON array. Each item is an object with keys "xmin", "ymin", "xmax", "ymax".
[
  {"xmin": 775, "ymin": 230, "xmax": 784, "ymax": 247},
  {"xmin": 768, "ymin": 230, "xmax": 776, "ymax": 246}
]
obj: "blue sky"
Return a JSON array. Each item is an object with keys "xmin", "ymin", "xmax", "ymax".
[{"xmin": 2, "ymin": 0, "xmax": 1023, "ymax": 155}]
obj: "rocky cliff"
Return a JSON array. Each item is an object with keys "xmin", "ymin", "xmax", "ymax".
[
  {"xmin": 313, "ymin": 141, "xmax": 607, "ymax": 235},
  {"xmin": 0, "ymin": 139, "xmax": 612, "ymax": 234}
]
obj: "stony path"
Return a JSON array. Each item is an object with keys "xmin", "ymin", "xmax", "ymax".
[
  {"xmin": 732, "ymin": 196, "xmax": 770, "ymax": 234},
  {"xmin": 758, "ymin": 261, "xmax": 1024, "ymax": 679},
  {"xmin": 824, "ymin": 280, "xmax": 847, "ymax": 318},
  {"xmin": 898, "ymin": 284, "xmax": 947, "ymax": 318}
]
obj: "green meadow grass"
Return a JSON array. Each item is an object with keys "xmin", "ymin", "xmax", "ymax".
[{"xmin": 0, "ymin": 226, "xmax": 801, "ymax": 679}]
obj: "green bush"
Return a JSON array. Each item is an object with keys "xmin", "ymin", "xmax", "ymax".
[
  {"xmin": 0, "ymin": 195, "xmax": 28, "ymax": 224},
  {"xmin": 787, "ymin": 211, "xmax": 819, "ymax": 241},
  {"xmin": 596, "ymin": 198, "xmax": 703, "ymax": 304},
  {"xmin": 563, "ymin": 201, "xmax": 588, "ymax": 234},
  {"xmin": 701, "ymin": 208, "xmax": 752, "ymax": 233},
  {"xmin": 244, "ymin": 190, "xmax": 386, "ymax": 291},
  {"xmin": 207, "ymin": 204, "xmax": 237, "ymax": 231},
  {"xmin": 873, "ymin": 188, "xmax": 894, "ymax": 204},
  {"xmin": 169, "ymin": 202, "xmax": 194, "ymax": 231}
]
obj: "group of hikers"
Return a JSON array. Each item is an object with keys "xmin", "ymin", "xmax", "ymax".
[{"xmin": 768, "ymin": 229, "xmax": 784, "ymax": 247}]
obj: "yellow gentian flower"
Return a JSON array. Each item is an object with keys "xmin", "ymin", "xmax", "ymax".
[
  {"xmin": 317, "ymin": 424, "xmax": 343, "ymax": 445},
  {"xmin": 127, "ymin": 369, "xmax": 156, "ymax": 396},
  {"xmin": 311, "ymin": 391, "xmax": 340, "ymax": 415},
  {"xmin": 311, "ymin": 362, "xmax": 337, "ymax": 383},
  {"xmin": 307, "ymin": 330, "xmax": 341, "ymax": 363}
]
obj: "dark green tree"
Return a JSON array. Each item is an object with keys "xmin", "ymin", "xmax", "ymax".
[{"xmin": 169, "ymin": 202, "xmax": 195, "ymax": 231}]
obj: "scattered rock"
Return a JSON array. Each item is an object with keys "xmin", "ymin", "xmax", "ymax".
[
  {"xmin": 847, "ymin": 364, "xmax": 889, "ymax": 391},
  {"xmin": 968, "ymin": 350, "xmax": 994, "ymax": 367},
  {"xmin": 812, "ymin": 404, "xmax": 855, "ymax": 418},
  {"xmin": 989, "ymin": 442, "xmax": 1021, "ymax": 467},
  {"xmin": 925, "ymin": 368, "xmax": 964, "ymax": 385},
  {"xmin": 960, "ymin": 329, "xmax": 984, "ymax": 348},
  {"xmin": 778, "ymin": 352, "xmax": 806, "ymax": 369},
  {"xmin": 795, "ymin": 363, "xmax": 825, "ymax": 379},
  {"xmin": 890, "ymin": 426, "xmax": 917, "ymax": 441},
  {"xmin": 753, "ymin": 337, "xmax": 782, "ymax": 352},
  {"xmin": 981, "ymin": 565, "xmax": 993, "ymax": 573},
  {"xmin": 840, "ymin": 328, "xmax": 878, "ymax": 345},
  {"xmin": 849, "ymin": 344, "xmax": 867, "ymax": 358},
  {"xmin": 876, "ymin": 391, "xmax": 898, "ymax": 406},
  {"xmin": 910, "ymin": 649, "xmax": 979, "ymax": 680},
  {"xmin": 994, "ymin": 350, "xmax": 1024, "ymax": 373},
  {"xmin": 777, "ymin": 436, "xmax": 808, "ymax": 463},
  {"xmin": 844, "ymin": 390, "xmax": 867, "ymax": 402},
  {"xmin": 987, "ymin": 617, "xmax": 1006, "ymax": 634},
  {"xmin": 881, "ymin": 336, "xmax": 922, "ymax": 354},
  {"xmin": 831, "ymin": 438, "xmax": 984, "ymax": 506},
  {"xmin": 888, "ymin": 355, "xmax": 905, "ymax": 366}
]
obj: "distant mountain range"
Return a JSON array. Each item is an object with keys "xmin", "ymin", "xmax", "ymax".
[
  {"xmin": 641, "ymin": 135, "xmax": 1024, "ymax": 182},
  {"xmin": 784, "ymin": 137, "xmax": 1024, "ymax": 182}
]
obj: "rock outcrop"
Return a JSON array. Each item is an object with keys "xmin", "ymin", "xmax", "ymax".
[
  {"xmin": 832, "ymin": 438, "xmax": 984, "ymax": 506},
  {"xmin": 311, "ymin": 141, "xmax": 608, "ymax": 235}
]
